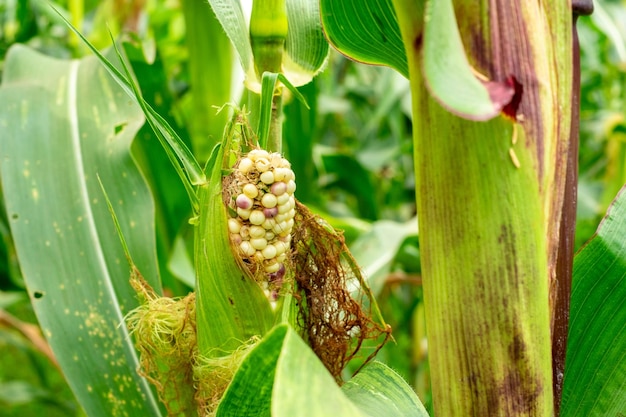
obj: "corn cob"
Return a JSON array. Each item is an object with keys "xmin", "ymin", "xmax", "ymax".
[{"xmin": 225, "ymin": 149, "xmax": 296, "ymax": 283}]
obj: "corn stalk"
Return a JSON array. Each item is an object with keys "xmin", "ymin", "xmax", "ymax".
[{"xmin": 391, "ymin": 1, "xmax": 578, "ymax": 415}]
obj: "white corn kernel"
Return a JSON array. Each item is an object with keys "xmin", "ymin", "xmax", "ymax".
[
  {"xmin": 262, "ymin": 218, "xmax": 276, "ymax": 230},
  {"xmin": 238, "ymin": 158, "xmax": 253, "ymax": 174},
  {"xmin": 276, "ymin": 192, "xmax": 290, "ymax": 205},
  {"xmin": 228, "ymin": 218, "xmax": 242, "ymax": 234},
  {"xmin": 274, "ymin": 168, "xmax": 287, "ymax": 182},
  {"xmin": 261, "ymin": 193, "xmax": 278, "ymax": 208},
  {"xmin": 243, "ymin": 183, "xmax": 259, "ymax": 199},
  {"xmin": 249, "ymin": 225, "xmax": 266, "ymax": 238},
  {"xmin": 248, "ymin": 149, "xmax": 269, "ymax": 161},
  {"xmin": 278, "ymin": 203, "xmax": 291, "ymax": 215},
  {"xmin": 237, "ymin": 207, "xmax": 251, "ymax": 220},
  {"xmin": 260, "ymin": 171, "xmax": 274, "ymax": 184},
  {"xmin": 264, "ymin": 261, "xmax": 281, "ymax": 273},
  {"xmin": 240, "ymin": 241, "xmax": 256, "ymax": 256},
  {"xmin": 250, "ymin": 237, "xmax": 268, "ymax": 250},
  {"xmin": 249, "ymin": 210, "xmax": 266, "ymax": 225},
  {"xmin": 262, "ymin": 244, "xmax": 277, "ymax": 260},
  {"xmin": 256, "ymin": 158, "xmax": 271, "ymax": 172}
]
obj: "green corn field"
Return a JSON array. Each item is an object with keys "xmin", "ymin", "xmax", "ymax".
[{"xmin": 0, "ymin": 1, "xmax": 624, "ymax": 416}]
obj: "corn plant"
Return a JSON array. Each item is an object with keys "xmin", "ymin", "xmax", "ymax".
[
  {"xmin": 1, "ymin": 0, "xmax": 626, "ymax": 417},
  {"xmin": 319, "ymin": 0, "xmax": 626, "ymax": 416},
  {"xmin": 0, "ymin": 0, "xmax": 422, "ymax": 416}
]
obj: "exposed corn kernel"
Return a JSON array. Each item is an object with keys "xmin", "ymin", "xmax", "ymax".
[
  {"xmin": 228, "ymin": 218, "xmax": 242, "ymax": 234},
  {"xmin": 238, "ymin": 158, "xmax": 253, "ymax": 174},
  {"xmin": 264, "ymin": 261, "xmax": 281, "ymax": 273},
  {"xmin": 249, "ymin": 210, "xmax": 266, "ymax": 225},
  {"xmin": 276, "ymin": 192, "xmax": 290, "ymax": 205},
  {"xmin": 249, "ymin": 225, "xmax": 266, "ymax": 238},
  {"xmin": 250, "ymin": 237, "xmax": 268, "ymax": 250},
  {"xmin": 237, "ymin": 207, "xmax": 251, "ymax": 220},
  {"xmin": 240, "ymin": 241, "xmax": 256, "ymax": 257},
  {"xmin": 227, "ymin": 149, "xmax": 298, "ymax": 281},
  {"xmin": 243, "ymin": 183, "xmax": 259, "ymax": 199},
  {"xmin": 256, "ymin": 158, "xmax": 271, "ymax": 172},
  {"xmin": 261, "ymin": 193, "xmax": 278, "ymax": 208},
  {"xmin": 236, "ymin": 194, "xmax": 253, "ymax": 209},
  {"xmin": 262, "ymin": 244, "xmax": 277, "ymax": 260},
  {"xmin": 260, "ymin": 171, "xmax": 274, "ymax": 184}
]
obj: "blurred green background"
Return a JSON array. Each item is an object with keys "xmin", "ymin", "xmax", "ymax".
[{"xmin": 1, "ymin": 0, "xmax": 624, "ymax": 415}]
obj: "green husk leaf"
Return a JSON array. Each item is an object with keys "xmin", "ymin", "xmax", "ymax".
[
  {"xmin": 181, "ymin": 0, "xmax": 233, "ymax": 160},
  {"xmin": 209, "ymin": 0, "xmax": 329, "ymax": 93},
  {"xmin": 194, "ymin": 115, "xmax": 274, "ymax": 357},
  {"xmin": 561, "ymin": 186, "xmax": 626, "ymax": 416},
  {"xmin": 258, "ymin": 71, "xmax": 309, "ymax": 149},
  {"xmin": 283, "ymin": 0, "xmax": 330, "ymax": 85}
]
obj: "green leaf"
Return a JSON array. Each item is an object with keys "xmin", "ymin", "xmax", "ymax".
[
  {"xmin": 54, "ymin": 8, "xmax": 205, "ymax": 207},
  {"xmin": 342, "ymin": 361, "xmax": 429, "ymax": 417},
  {"xmin": 319, "ymin": 0, "xmax": 408, "ymax": 77},
  {"xmin": 209, "ymin": 0, "xmax": 329, "ymax": 92},
  {"xmin": 283, "ymin": 0, "xmax": 330, "ymax": 84},
  {"xmin": 217, "ymin": 324, "xmax": 366, "ymax": 417},
  {"xmin": 561, "ymin": 186, "xmax": 626, "ymax": 417},
  {"xmin": 0, "ymin": 45, "xmax": 163, "ymax": 417},
  {"xmin": 258, "ymin": 71, "xmax": 309, "ymax": 149},
  {"xmin": 422, "ymin": 0, "xmax": 513, "ymax": 120},
  {"xmin": 182, "ymin": 0, "xmax": 234, "ymax": 160},
  {"xmin": 350, "ymin": 219, "xmax": 418, "ymax": 296},
  {"xmin": 207, "ymin": 0, "xmax": 255, "ymax": 84}
]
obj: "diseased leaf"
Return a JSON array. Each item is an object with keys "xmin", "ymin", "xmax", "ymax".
[{"xmin": 0, "ymin": 44, "xmax": 163, "ymax": 417}]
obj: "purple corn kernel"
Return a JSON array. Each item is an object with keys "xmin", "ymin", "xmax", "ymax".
[
  {"xmin": 236, "ymin": 194, "xmax": 253, "ymax": 209},
  {"xmin": 263, "ymin": 207, "xmax": 278, "ymax": 218},
  {"xmin": 270, "ymin": 181, "xmax": 287, "ymax": 196}
]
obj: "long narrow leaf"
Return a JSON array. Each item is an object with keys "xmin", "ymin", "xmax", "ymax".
[
  {"xmin": 0, "ymin": 44, "xmax": 163, "ymax": 417},
  {"xmin": 562, "ymin": 186, "xmax": 626, "ymax": 416},
  {"xmin": 319, "ymin": 0, "xmax": 407, "ymax": 76},
  {"xmin": 53, "ymin": 8, "xmax": 205, "ymax": 204}
]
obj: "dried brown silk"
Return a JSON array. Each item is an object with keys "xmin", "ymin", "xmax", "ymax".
[{"xmin": 291, "ymin": 201, "xmax": 391, "ymax": 383}]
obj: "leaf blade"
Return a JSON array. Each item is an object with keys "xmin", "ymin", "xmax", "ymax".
[
  {"xmin": 562, "ymin": 186, "xmax": 626, "ymax": 417},
  {"xmin": 0, "ymin": 44, "xmax": 163, "ymax": 417},
  {"xmin": 320, "ymin": 0, "xmax": 408, "ymax": 77}
]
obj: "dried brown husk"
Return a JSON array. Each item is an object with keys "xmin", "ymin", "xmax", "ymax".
[{"xmin": 291, "ymin": 201, "xmax": 391, "ymax": 382}]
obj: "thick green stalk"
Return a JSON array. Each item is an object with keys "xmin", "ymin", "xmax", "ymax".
[
  {"xmin": 181, "ymin": 0, "xmax": 232, "ymax": 162},
  {"xmin": 249, "ymin": 0, "xmax": 287, "ymax": 152},
  {"xmin": 393, "ymin": 1, "xmax": 573, "ymax": 415}
]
